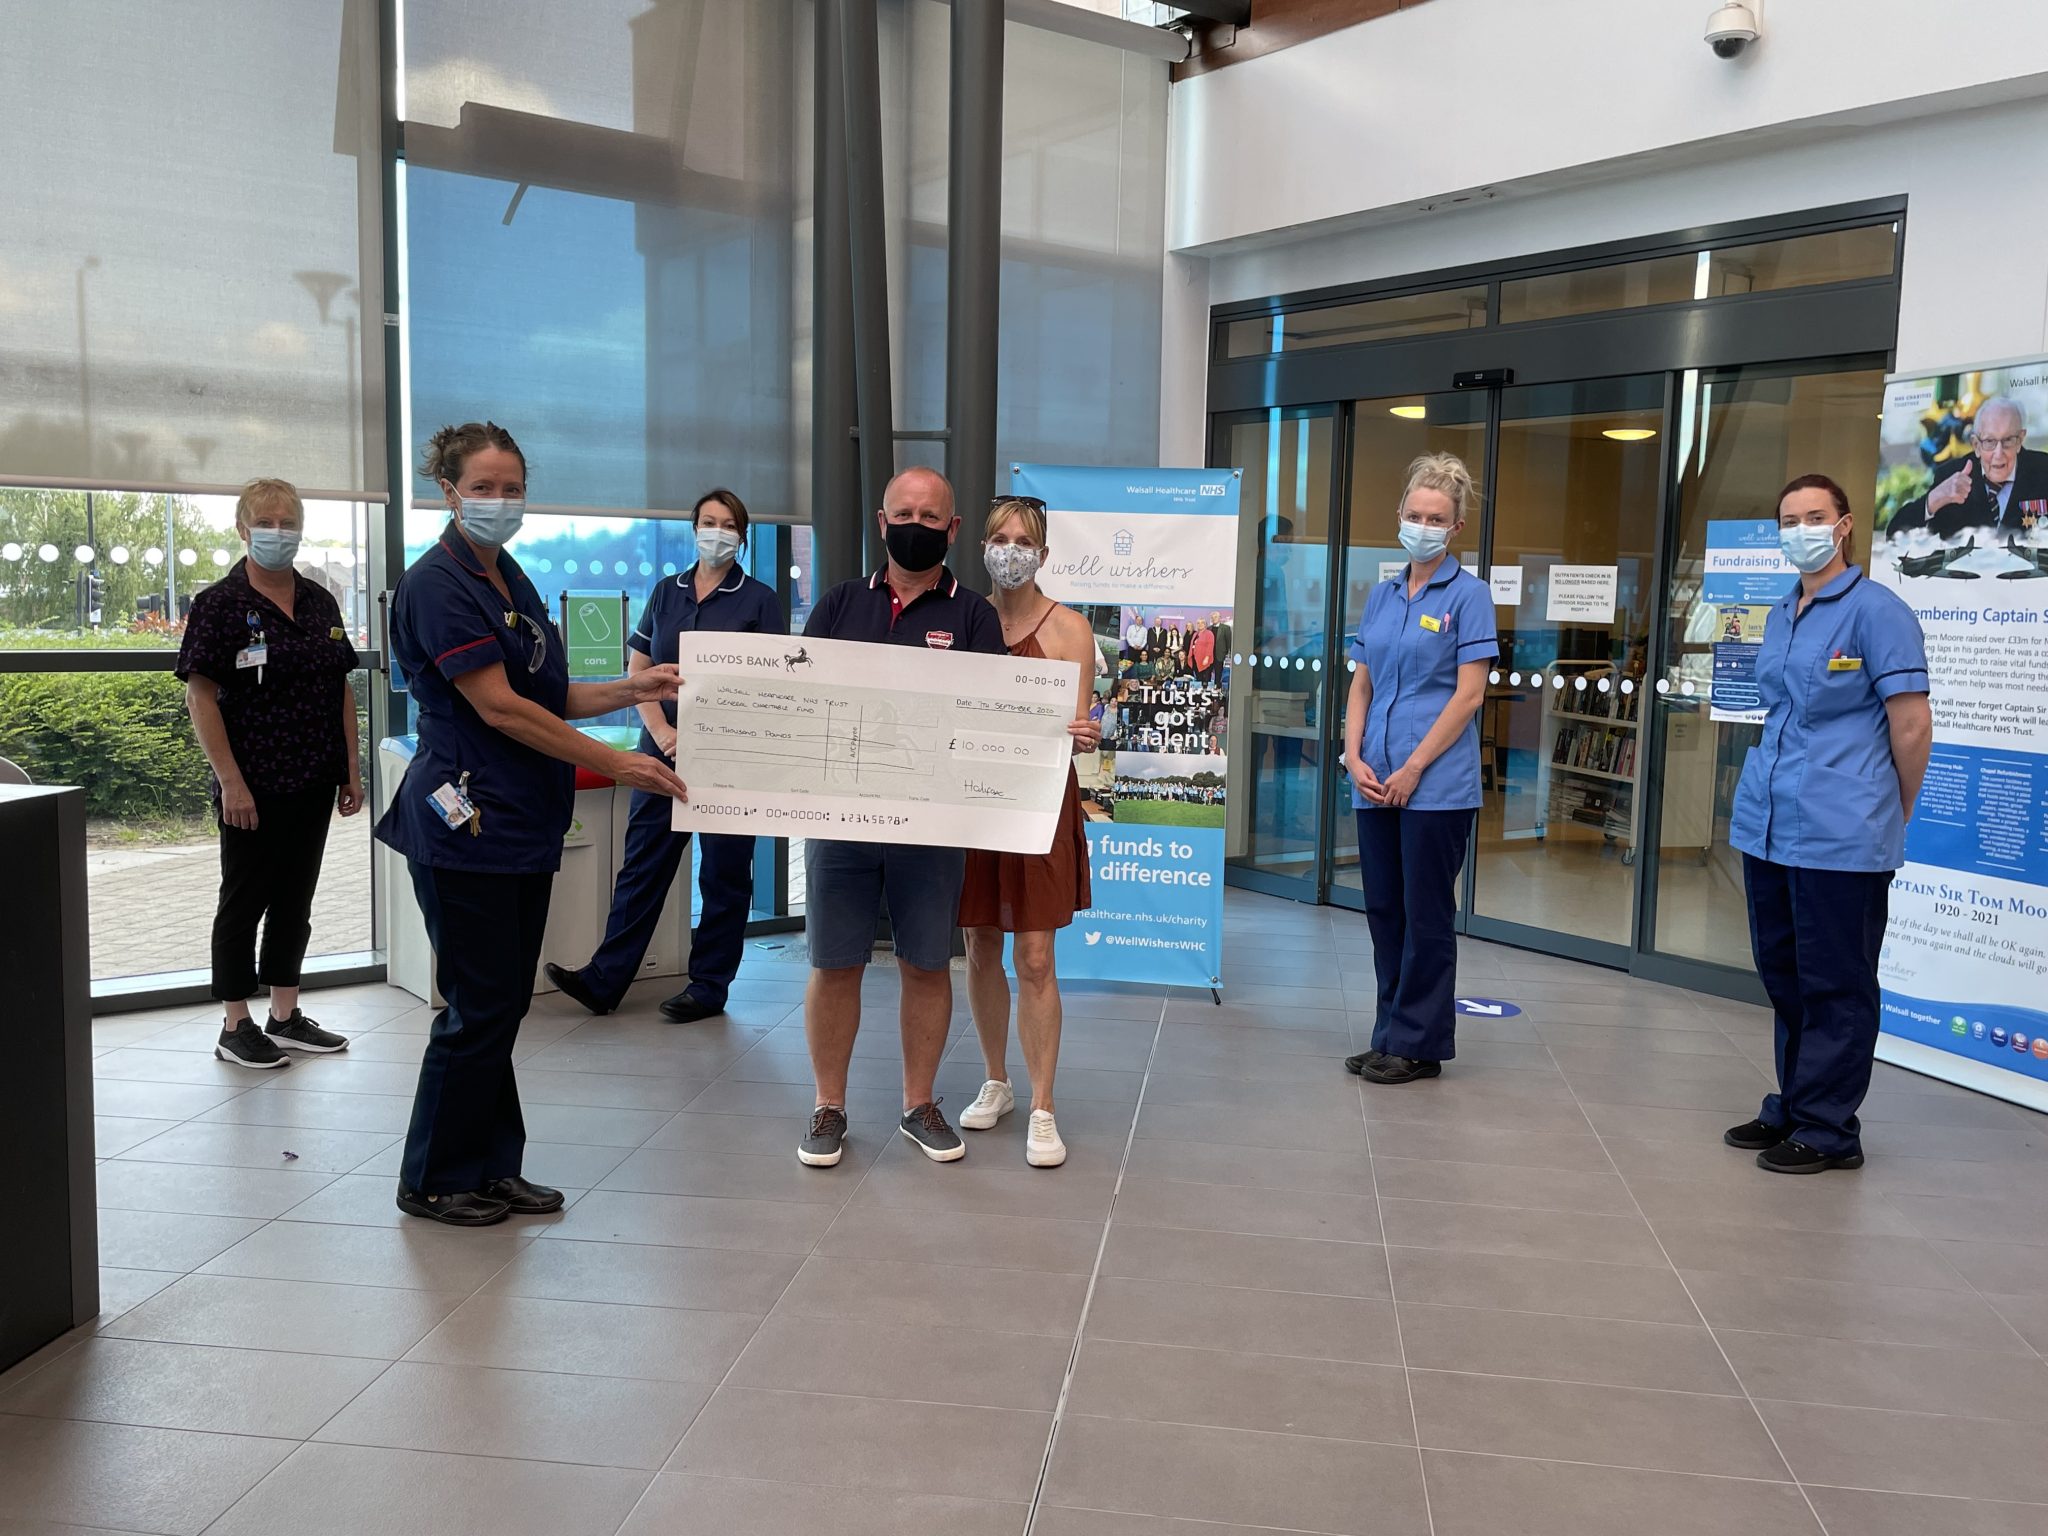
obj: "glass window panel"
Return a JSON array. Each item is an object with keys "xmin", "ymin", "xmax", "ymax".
[
  {"xmin": 890, "ymin": 6, "xmax": 1170, "ymax": 488},
  {"xmin": 1329, "ymin": 393, "xmax": 1489, "ymax": 900},
  {"xmin": 1219, "ymin": 409, "xmax": 1333, "ymax": 893},
  {"xmin": 1500, "ymin": 223, "xmax": 1897, "ymax": 325},
  {"xmin": 404, "ymin": 0, "xmax": 798, "ymax": 517},
  {"xmin": 0, "ymin": 667, "xmax": 373, "ymax": 982},
  {"xmin": 1499, "ymin": 255, "xmax": 1699, "ymax": 326},
  {"xmin": 0, "ymin": 489, "xmax": 371, "ymax": 651},
  {"xmin": 0, "ymin": 0, "xmax": 382, "ymax": 495},
  {"xmin": 1224, "ymin": 286, "xmax": 1489, "ymax": 358},
  {"xmin": 1471, "ymin": 377, "xmax": 1665, "ymax": 948},
  {"xmin": 1650, "ymin": 364, "xmax": 1884, "ymax": 968}
]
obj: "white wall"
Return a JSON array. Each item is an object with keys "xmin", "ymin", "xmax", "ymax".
[
  {"xmin": 1157, "ymin": 3, "xmax": 2048, "ymax": 467},
  {"xmin": 1170, "ymin": 0, "xmax": 2048, "ymax": 254}
]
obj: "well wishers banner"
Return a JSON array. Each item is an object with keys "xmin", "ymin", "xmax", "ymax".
[
  {"xmin": 1011, "ymin": 463, "xmax": 1240, "ymax": 989},
  {"xmin": 1869, "ymin": 360, "xmax": 2048, "ymax": 1113}
]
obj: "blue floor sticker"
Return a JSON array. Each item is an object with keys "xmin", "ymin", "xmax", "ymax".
[{"xmin": 1455, "ymin": 997, "xmax": 1522, "ymax": 1017}]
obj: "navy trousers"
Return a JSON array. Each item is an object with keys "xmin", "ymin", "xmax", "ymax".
[
  {"xmin": 1744, "ymin": 855, "xmax": 1891, "ymax": 1158},
  {"xmin": 402, "ymin": 863, "xmax": 551, "ymax": 1195},
  {"xmin": 581, "ymin": 773, "xmax": 756, "ymax": 1011},
  {"xmin": 1357, "ymin": 807, "xmax": 1472, "ymax": 1063}
]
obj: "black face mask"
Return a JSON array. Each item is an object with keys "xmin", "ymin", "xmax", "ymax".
[{"xmin": 884, "ymin": 519, "xmax": 950, "ymax": 573}]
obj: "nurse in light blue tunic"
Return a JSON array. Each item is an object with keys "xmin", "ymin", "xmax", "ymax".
[
  {"xmin": 1724, "ymin": 473, "xmax": 1931, "ymax": 1175},
  {"xmin": 1340, "ymin": 453, "xmax": 1498, "ymax": 1085}
]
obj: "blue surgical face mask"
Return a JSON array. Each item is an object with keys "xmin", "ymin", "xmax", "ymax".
[
  {"xmin": 1398, "ymin": 521, "xmax": 1451, "ymax": 562},
  {"xmin": 695, "ymin": 526, "xmax": 742, "ymax": 567},
  {"xmin": 246, "ymin": 527, "xmax": 301, "ymax": 572},
  {"xmin": 457, "ymin": 496, "xmax": 525, "ymax": 547},
  {"xmin": 1779, "ymin": 520, "xmax": 1844, "ymax": 574}
]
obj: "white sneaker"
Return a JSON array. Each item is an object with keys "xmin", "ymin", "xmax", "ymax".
[
  {"xmin": 960, "ymin": 1079, "xmax": 1015, "ymax": 1131},
  {"xmin": 1026, "ymin": 1109, "xmax": 1067, "ymax": 1168}
]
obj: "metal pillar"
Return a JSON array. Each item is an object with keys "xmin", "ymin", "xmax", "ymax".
[
  {"xmin": 837, "ymin": 0, "xmax": 895, "ymax": 569},
  {"xmin": 811, "ymin": 0, "xmax": 863, "ymax": 590},
  {"xmin": 946, "ymin": 0, "xmax": 1004, "ymax": 590}
]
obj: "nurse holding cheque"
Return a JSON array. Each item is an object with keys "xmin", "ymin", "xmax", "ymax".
[
  {"xmin": 1725, "ymin": 473, "xmax": 1932, "ymax": 1175},
  {"xmin": 1341, "ymin": 454, "xmax": 1497, "ymax": 1087},
  {"xmin": 377, "ymin": 421, "xmax": 689, "ymax": 1226}
]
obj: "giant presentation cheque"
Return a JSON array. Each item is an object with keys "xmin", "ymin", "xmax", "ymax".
[{"xmin": 669, "ymin": 632, "xmax": 1080, "ymax": 854}]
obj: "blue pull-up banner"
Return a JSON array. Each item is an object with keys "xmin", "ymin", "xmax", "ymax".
[{"xmin": 1010, "ymin": 463, "xmax": 1241, "ymax": 989}]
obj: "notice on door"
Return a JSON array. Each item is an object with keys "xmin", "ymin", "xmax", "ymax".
[
  {"xmin": 1488, "ymin": 566, "xmax": 1524, "ymax": 606},
  {"xmin": 1544, "ymin": 564, "xmax": 1620, "ymax": 623}
]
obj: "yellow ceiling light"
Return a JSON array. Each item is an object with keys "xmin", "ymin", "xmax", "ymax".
[
  {"xmin": 1389, "ymin": 405, "xmax": 1427, "ymax": 420},
  {"xmin": 1603, "ymin": 428, "xmax": 1658, "ymax": 441}
]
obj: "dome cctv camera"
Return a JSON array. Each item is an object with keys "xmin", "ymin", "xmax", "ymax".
[{"xmin": 1705, "ymin": 2, "xmax": 1759, "ymax": 58}]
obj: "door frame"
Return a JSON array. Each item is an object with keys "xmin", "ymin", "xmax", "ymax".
[
  {"xmin": 1211, "ymin": 402, "xmax": 1347, "ymax": 905},
  {"xmin": 1212, "ymin": 205, "xmax": 1906, "ymax": 984}
]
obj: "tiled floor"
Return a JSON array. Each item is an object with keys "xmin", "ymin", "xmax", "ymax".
[{"xmin": 7, "ymin": 890, "xmax": 2048, "ymax": 1535}]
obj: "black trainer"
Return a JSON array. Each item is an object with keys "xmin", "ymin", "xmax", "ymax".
[
  {"xmin": 899, "ymin": 1100, "xmax": 966, "ymax": 1163},
  {"xmin": 1357, "ymin": 1055, "xmax": 1440, "ymax": 1085},
  {"xmin": 799, "ymin": 1105, "xmax": 848, "ymax": 1168},
  {"xmin": 543, "ymin": 962, "xmax": 611, "ymax": 1016},
  {"xmin": 1344, "ymin": 1049, "xmax": 1388, "ymax": 1076},
  {"xmin": 1758, "ymin": 1139, "xmax": 1864, "ymax": 1175},
  {"xmin": 264, "ymin": 1010, "xmax": 349, "ymax": 1054},
  {"xmin": 482, "ymin": 1175, "xmax": 565, "ymax": 1213},
  {"xmin": 659, "ymin": 990, "xmax": 725, "ymax": 1024},
  {"xmin": 1723, "ymin": 1118, "xmax": 1787, "ymax": 1151},
  {"xmin": 395, "ymin": 1186, "xmax": 511, "ymax": 1225},
  {"xmin": 216, "ymin": 1021, "xmax": 290, "ymax": 1070}
]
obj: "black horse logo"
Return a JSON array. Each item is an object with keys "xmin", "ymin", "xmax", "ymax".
[{"xmin": 785, "ymin": 646, "xmax": 813, "ymax": 671}]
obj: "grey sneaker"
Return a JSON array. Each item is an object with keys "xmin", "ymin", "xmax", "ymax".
[
  {"xmin": 799, "ymin": 1105, "xmax": 848, "ymax": 1168},
  {"xmin": 265, "ymin": 1010, "xmax": 349, "ymax": 1053},
  {"xmin": 900, "ymin": 1100, "xmax": 965, "ymax": 1163},
  {"xmin": 216, "ymin": 1021, "xmax": 290, "ymax": 1070}
]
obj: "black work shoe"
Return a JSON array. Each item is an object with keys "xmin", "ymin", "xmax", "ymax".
[
  {"xmin": 1723, "ymin": 1118, "xmax": 1788, "ymax": 1151},
  {"xmin": 1344, "ymin": 1049, "xmax": 1388, "ymax": 1076},
  {"xmin": 264, "ymin": 1010, "xmax": 348, "ymax": 1053},
  {"xmin": 216, "ymin": 1021, "xmax": 290, "ymax": 1070},
  {"xmin": 1757, "ymin": 1138, "xmax": 1864, "ymax": 1175},
  {"xmin": 659, "ymin": 991, "xmax": 725, "ymax": 1024},
  {"xmin": 482, "ymin": 1175, "xmax": 565, "ymax": 1213},
  {"xmin": 544, "ymin": 963, "xmax": 611, "ymax": 1016},
  {"xmin": 799, "ymin": 1105, "xmax": 848, "ymax": 1168},
  {"xmin": 899, "ymin": 1100, "xmax": 966, "ymax": 1162},
  {"xmin": 1357, "ymin": 1055, "xmax": 1441, "ymax": 1085},
  {"xmin": 395, "ymin": 1186, "xmax": 512, "ymax": 1225}
]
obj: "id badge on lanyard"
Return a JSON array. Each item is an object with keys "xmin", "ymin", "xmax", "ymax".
[{"xmin": 235, "ymin": 611, "xmax": 268, "ymax": 683}]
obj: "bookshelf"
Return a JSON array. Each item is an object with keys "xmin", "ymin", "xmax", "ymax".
[{"xmin": 1538, "ymin": 660, "xmax": 1642, "ymax": 863}]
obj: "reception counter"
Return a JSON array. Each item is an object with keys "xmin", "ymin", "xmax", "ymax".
[
  {"xmin": 374, "ymin": 731, "xmax": 690, "ymax": 1006},
  {"xmin": 1, "ymin": 784, "xmax": 98, "ymax": 1370}
]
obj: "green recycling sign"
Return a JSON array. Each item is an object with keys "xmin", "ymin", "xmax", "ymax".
[{"xmin": 563, "ymin": 592, "xmax": 625, "ymax": 678}]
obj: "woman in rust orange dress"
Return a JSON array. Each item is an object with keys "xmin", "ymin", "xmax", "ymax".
[{"xmin": 958, "ymin": 496, "xmax": 1098, "ymax": 1168}]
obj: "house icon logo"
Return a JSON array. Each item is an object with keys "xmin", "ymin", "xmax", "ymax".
[{"xmin": 1112, "ymin": 528, "xmax": 1134, "ymax": 556}]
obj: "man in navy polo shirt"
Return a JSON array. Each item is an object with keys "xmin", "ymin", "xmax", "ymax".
[{"xmin": 795, "ymin": 466, "xmax": 1006, "ymax": 1169}]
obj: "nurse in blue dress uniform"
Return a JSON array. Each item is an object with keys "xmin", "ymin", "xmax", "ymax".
[
  {"xmin": 1725, "ymin": 473, "xmax": 1932, "ymax": 1174},
  {"xmin": 546, "ymin": 488, "xmax": 785, "ymax": 1023},
  {"xmin": 1341, "ymin": 453, "xmax": 1498, "ymax": 1085},
  {"xmin": 375, "ymin": 421, "xmax": 689, "ymax": 1227}
]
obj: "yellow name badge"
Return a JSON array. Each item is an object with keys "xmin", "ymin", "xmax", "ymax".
[
  {"xmin": 1418, "ymin": 615, "xmax": 1442, "ymax": 632},
  {"xmin": 1827, "ymin": 656, "xmax": 1863, "ymax": 672},
  {"xmin": 330, "ymin": 626, "xmax": 346, "ymax": 640}
]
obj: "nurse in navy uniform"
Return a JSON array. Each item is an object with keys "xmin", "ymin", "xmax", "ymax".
[
  {"xmin": 1724, "ymin": 473, "xmax": 1931, "ymax": 1174},
  {"xmin": 376, "ymin": 421, "xmax": 688, "ymax": 1227},
  {"xmin": 546, "ymin": 488, "xmax": 784, "ymax": 1022}
]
